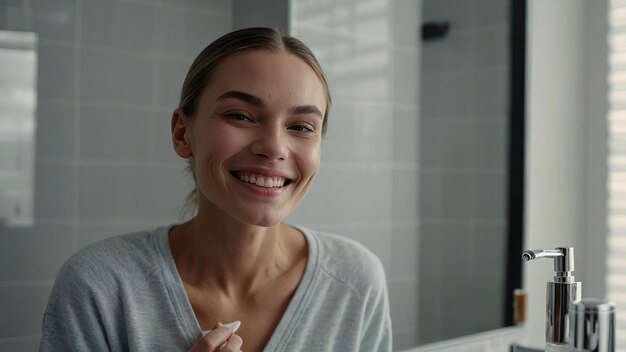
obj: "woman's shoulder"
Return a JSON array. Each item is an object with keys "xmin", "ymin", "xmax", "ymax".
[
  {"xmin": 55, "ymin": 226, "xmax": 168, "ymax": 291},
  {"xmin": 304, "ymin": 228, "xmax": 387, "ymax": 295}
]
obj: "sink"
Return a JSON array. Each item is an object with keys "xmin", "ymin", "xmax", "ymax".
[{"xmin": 510, "ymin": 344, "xmax": 543, "ymax": 352}]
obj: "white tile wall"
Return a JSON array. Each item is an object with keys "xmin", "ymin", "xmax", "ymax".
[
  {"xmin": 290, "ymin": 0, "xmax": 422, "ymax": 350},
  {"xmin": 0, "ymin": 0, "xmax": 233, "ymax": 349}
]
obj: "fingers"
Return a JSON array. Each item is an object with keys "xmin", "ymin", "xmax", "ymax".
[
  {"xmin": 189, "ymin": 326, "xmax": 234, "ymax": 351},
  {"xmin": 220, "ymin": 333, "xmax": 243, "ymax": 352}
]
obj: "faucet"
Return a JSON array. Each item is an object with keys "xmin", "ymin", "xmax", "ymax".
[{"xmin": 522, "ymin": 247, "xmax": 582, "ymax": 351}]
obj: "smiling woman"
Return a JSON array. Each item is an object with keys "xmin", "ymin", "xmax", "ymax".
[{"xmin": 38, "ymin": 28, "xmax": 392, "ymax": 352}]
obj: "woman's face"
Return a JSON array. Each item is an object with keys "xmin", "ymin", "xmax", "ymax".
[{"xmin": 181, "ymin": 50, "xmax": 327, "ymax": 227}]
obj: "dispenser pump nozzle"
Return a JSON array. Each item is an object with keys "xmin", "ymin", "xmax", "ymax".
[{"xmin": 522, "ymin": 247, "xmax": 575, "ymax": 278}]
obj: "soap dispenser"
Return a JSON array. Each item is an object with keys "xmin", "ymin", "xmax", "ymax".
[{"xmin": 522, "ymin": 247, "xmax": 582, "ymax": 351}]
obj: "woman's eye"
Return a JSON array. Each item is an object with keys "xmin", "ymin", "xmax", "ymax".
[
  {"xmin": 289, "ymin": 124, "xmax": 315, "ymax": 133},
  {"xmin": 226, "ymin": 113, "xmax": 253, "ymax": 122}
]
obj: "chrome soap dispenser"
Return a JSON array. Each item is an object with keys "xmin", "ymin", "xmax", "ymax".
[{"xmin": 522, "ymin": 247, "xmax": 582, "ymax": 351}]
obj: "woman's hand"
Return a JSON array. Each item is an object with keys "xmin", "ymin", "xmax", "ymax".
[{"xmin": 189, "ymin": 323, "xmax": 243, "ymax": 352}]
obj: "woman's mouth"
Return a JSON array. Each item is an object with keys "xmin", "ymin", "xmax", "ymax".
[{"xmin": 230, "ymin": 171, "xmax": 293, "ymax": 188}]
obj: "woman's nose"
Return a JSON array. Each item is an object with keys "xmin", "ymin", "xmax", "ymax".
[{"xmin": 250, "ymin": 127, "xmax": 287, "ymax": 161}]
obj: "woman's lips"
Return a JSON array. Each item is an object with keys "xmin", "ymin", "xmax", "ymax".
[{"xmin": 230, "ymin": 171, "xmax": 293, "ymax": 188}]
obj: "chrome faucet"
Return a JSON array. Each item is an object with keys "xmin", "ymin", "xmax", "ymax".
[{"xmin": 522, "ymin": 247, "xmax": 582, "ymax": 351}]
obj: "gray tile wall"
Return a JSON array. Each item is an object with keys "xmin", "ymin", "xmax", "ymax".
[
  {"xmin": 418, "ymin": 0, "xmax": 510, "ymax": 345},
  {"xmin": 0, "ymin": 0, "xmax": 232, "ymax": 350}
]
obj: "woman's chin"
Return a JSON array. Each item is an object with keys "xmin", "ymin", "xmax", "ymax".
[{"xmin": 234, "ymin": 211, "xmax": 286, "ymax": 228}]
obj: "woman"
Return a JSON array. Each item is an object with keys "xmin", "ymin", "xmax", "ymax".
[{"xmin": 40, "ymin": 27, "xmax": 392, "ymax": 352}]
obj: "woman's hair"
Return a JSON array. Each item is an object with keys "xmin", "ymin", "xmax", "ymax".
[{"xmin": 178, "ymin": 27, "xmax": 331, "ymax": 218}]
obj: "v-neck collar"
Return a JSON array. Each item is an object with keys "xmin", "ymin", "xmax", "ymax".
[{"xmin": 156, "ymin": 223, "xmax": 320, "ymax": 351}]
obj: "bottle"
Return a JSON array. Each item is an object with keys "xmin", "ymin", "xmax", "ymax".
[
  {"xmin": 522, "ymin": 247, "xmax": 582, "ymax": 351},
  {"xmin": 569, "ymin": 298, "xmax": 615, "ymax": 352}
]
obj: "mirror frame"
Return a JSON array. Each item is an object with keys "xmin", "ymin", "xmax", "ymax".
[{"xmin": 504, "ymin": 0, "xmax": 527, "ymax": 326}]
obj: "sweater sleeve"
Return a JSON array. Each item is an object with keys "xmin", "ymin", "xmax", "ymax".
[
  {"xmin": 359, "ymin": 258, "xmax": 393, "ymax": 352},
  {"xmin": 39, "ymin": 259, "xmax": 112, "ymax": 352}
]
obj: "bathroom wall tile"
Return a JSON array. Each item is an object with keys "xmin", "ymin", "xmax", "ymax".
[
  {"xmin": 78, "ymin": 221, "xmax": 161, "ymax": 248},
  {"xmin": 0, "ymin": 223, "xmax": 74, "ymax": 281},
  {"xmin": 287, "ymin": 166, "xmax": 394, "ymax": 224},
  {"xmin": 470, "ymin": 222, "xmax": 507, "ymax": 276},
  {"xmin": 159, "ymin": 0, "xmax": 232, "ymax": 14},
  {"xmin": 294, "ymin": 27, "xmax": 392, "ymax": 104},
  {"xmin": 33, "ymin": 162, "xmax": 75, "ymax": 220},
  {"xmin": 322, "ymin": 103, "xmax": 394, "ymax": 163},
  {"xmin": 393, "ymin": 107, "xmax": 420, "ymax": 163},
  {"xmin": 35, "ymin": 102, "xmax": 75, "ymax": 160},
  {"xmin": 418, "ymin": 222, "xmax": 442, "ymax": 274},
  {"xmin": 80, "ymin": 48, "xmax": 155, "ymax": 106},
  {"xmin": 390, "ymin": 226, "xmax": 419, "ymax": 276},
  {"xmin": 392, "ymin": 168, "xmax": 419, "ymax": 222},
  {"xmin": 388, "ymin": 278, "xmax": 419, "ymax": 329},
  {"xmin": 293, "ymin": 2, "xmax": 352, "ymax": 36},
  {"xmin": 439, "ymin": 222, "xmax": 472, "ymax": 274},
  {"xmin": 421, "ymin": 28, "xmax": 475, "ymax": 72},
  {"xmin": 234, "ymin": 0, "xmax": 282, "ymax": 14},
  {"xmin": 471, "ymin": 171, "xmax": 506, "ymax": 220},
  {"xmin": 0, "ymin": 336, "xmax": 41, "ymax": 352},
  {"xmin": 468, "ymin": 274, "xmax": 505, "ymax": 323},
  {"xmin": 37, "ymin": 43, "xmax": 76, "ymax": 101},
  {"xmin": 32, "ymin": 0, "xmax": 77, "ymax": 43},
  {"xmin": 0, "ymin": 284, "xmax": 51, "ymax": 338},
  {"xmin": 422, "ymin": 0, "xmax": 473, "ymax": 28},
  {"xmin": 418, "ymin": 171, "xmax": 443, "ymax": 220},
  {"xmin": 472, "ymin": 119, "xmax": 507, "ymax": 169},
  {"xmin": 473, "ymin": 0, "xmax": 509, "ymax": 27},
  {"xmin": 1, "ymin": 0, "xmax": 28, "ymax": 31},
  {"xmin": 157, "ymin": 58, "xmax": 192, "ymax": 110},
  {"xmin": 419, "ymin": 119, "xmax": 442, "ymax": 168},
  {"xmin": 78, "ymin": 164, "xmax": 189, "ymax": 220},
  {"xmin": 81, "ymin": 0, "xmax": 155, "ymax": 52},
  {"xmin": 78, "ymin": 106, "xmax": 153, "ymax": 160},
  {"xmin": 472, "ymin": 67, "xmax": 508, "ymax": 117},
  {"xmin": 393, "ymin": 48, "xmax": 420, "ymax": 106},
  {"xmin": 155, "ymin": 4, "xmax": 232, "ymax": 57},
  {"xmin": 439, "ymin": 120, "xmax": 474, "ymax": 169},
  {"xmin": 234, "ymin": 5, "xmax": 288, "ymax": 31},
  {"xmin": 440, "ymin": 171, "xmax": 472, "ymax": 220},
  {"xmin": 474, "ymin": 25, "xmax": 509, "ymax": 68},
  {"xmin": 353, "ymin": 3, "xmax": 392, "ymax": 44},
  {"xmin": 391, "ymin": 0, "xmax": 421, "ymax": 49},
  {"xmin": 417, "ymin": 273, "xmax": 443, "ymax": 343},
  {"xmin": 294, "ymin": 0, "xmax": 392, "ymax": 43},
  {"xmin": 421, "ymin": 70, "xmax": 473, "ymax": 119}
]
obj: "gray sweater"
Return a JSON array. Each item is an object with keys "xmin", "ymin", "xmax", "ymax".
[{"xmin": 39, "ymin": 225, "xmax": 392, "ymax": 351}]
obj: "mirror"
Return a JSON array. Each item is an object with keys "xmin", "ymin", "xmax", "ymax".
[
  {"xmin": 0, "ymin": 0, "xmax": 524, "ymax": 351},
  {"xmin": 416, "ymin": 0, "xmax": 525, "ymax": 347}
]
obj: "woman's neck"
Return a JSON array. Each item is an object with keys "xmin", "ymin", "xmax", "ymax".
[{"xmin": 169, "ymin": 211, "xmax": 301, "ymax": 299}]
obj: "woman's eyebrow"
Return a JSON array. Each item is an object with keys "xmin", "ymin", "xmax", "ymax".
[
  {"xmin": 216, "ymin": 90, "xmax": 322, "ymax": 118},
  {"xmin": 291, "ymin": 105, "xmax": 323, "ymax": 118},
  {"xmin": 216, "ymin": 90, "xmax": 264, "ymax": 107}
]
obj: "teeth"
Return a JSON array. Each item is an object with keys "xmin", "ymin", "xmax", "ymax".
[{"xmin": 237, "ymin": 172, "xmax": 287, "ymax": 188}]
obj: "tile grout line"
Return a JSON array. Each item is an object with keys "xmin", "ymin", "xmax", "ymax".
[{"xmin": 72, "ymin": 0, "xmax": 83, "ymax": 252}]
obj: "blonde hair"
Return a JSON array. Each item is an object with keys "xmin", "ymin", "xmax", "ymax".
[{"xmin": 178, "ymin": 27, "xmax": 331, "ymax": 218}]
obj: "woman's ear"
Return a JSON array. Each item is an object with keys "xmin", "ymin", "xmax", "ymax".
[{"xmin": 171, "ymin": 108, "xmax": 193, "ymax": 158}]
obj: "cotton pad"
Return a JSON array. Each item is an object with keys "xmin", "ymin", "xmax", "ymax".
[{"xmin": 201, "ymin": 320, "xmax": 241, "ymax": 337}]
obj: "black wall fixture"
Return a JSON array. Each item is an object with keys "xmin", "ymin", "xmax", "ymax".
[{"xmin": 422, "ymin": 21, "xmax": 450, "ymax": 41}]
